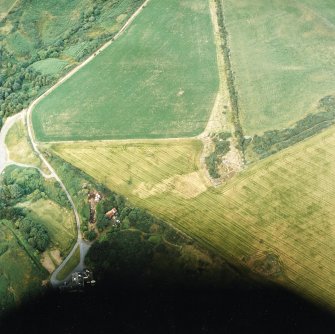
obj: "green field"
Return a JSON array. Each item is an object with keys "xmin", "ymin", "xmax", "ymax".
[
  {"xmin": 56, "ymin": 245, "xmax": 80, "ymax": 281},
  {"xmin": 32, "ymin": 0, "xmax": 219, "ymax": 141},
  {"xmin": 0, "ymin": 221, "xmax": 47, "ymax": 313},
  {"xmin": 52, "ymin": 125, "xmax": 335, "ymax": 309},
  {"xmin": 222, "ymin": 0, "xmax": 335, "ymax": 135},
  {"xmin": 30, "ymin": 58, "xmax": 70, "ymax": 76},
  {"xmin": 0, "ymin": 0, "xmax": 145, "ymax": 119}
]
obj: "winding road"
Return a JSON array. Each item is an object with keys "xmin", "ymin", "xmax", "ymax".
[
  {"xmin": 0, "ymin": 0, "xmax": 151, "ymax": 287},
  {"xmin": 0, "ymin": 111, "xmax": 25, "ymax": 174}
]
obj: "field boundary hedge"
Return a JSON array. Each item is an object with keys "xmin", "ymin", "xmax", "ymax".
[{"xmin": 214, "ymin": 0, "xmax": 245, "ymax": 160}]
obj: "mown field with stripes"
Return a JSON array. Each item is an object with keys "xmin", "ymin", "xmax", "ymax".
[
  {"xmin": 50, "ymin": 140, "xmax": 208, "ymax": 200},
  {"xmin": 51, "ymin": 126, "xmax": 335, "ymax": 309},
  {"xmin": 32, "ymin": 0, "xmax": 219, "ymax": 141}
]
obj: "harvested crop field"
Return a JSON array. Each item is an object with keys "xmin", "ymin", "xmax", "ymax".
[
  {"xmin": 52, "ymin": 125, "xmax": 335, "ymax": 309},
  {"xmin": 50, "ymin": 139, "xmax": 207, "ymax": 199},
  {"xmin": 32, "ymin": 0, "xmax": 219, "ymax": 141}
]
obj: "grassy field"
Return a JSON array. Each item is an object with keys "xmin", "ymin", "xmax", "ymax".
[
  {"xmin": 0, "ymin": 0, "xmax": 16, "ymax": 19},
  {"xmin": 52, "ymin": 125, "xmax": 335, "ymax": 309},
  {"xmin": 222, "ymin": 0, "xmax": 335, "ymax": 135},
  {"xmin": 19, "ymin": 199, "xmax": 76, "ymax": 257},
  {"xmin": 5, "ymin": 119, "xmax": 42, "ymax": 168},
  {"xmin": 30, "ymin": 58, "xmax": 69, "ymax": 76},
  {"xmin": 56, "ymin": 245, "xmax": 80, "ymax": 281},
  {"xmin": 0, "ymin": 221, "xmax": 47, "ymax": 313},
  {"xmin": 32, "ymin": 0, "xmax": 219, "ymax": 141}
]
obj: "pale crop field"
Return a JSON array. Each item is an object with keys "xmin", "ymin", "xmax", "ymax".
[
  {"xmin": 50, "ymin": 139, "xmax": 208, "ymax": 200},
  {"xmin": 32, "ymin": 0, "xmax": 219, "ymax": 141},
  {"xmin": 222, "ymin": 0, "xmax": 335, "ymax": 135},
  {"xmin": 6, "ymin": 119, "xmax": 42, "ymax": 167},
  {"xmin": 53, "ymin": 125, "xmax": 335, "ymax": 309}
]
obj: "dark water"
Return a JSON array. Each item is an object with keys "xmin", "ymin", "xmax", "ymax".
[{"xmin": 1, "ymin": 278, "xmax": 335, "ymax": 334}]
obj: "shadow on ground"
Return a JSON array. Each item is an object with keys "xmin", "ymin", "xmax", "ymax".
[{"xmin": 1, "ymin": 278, "xmax": 334, "ymax": 334}]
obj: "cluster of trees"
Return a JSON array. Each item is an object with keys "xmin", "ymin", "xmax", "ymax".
[
  {"xmin": 0, "ymin": 166, "xmax": 69, "ymax": 253},
  {"xmin": 0, "ymin": 166, "xmax": 68, "ymax": 208},
  {"xmin": 46, "ymin": 152, "xmax": 163, "ymax": 242},
  {"xmin": 91, "ymin": 190, "xmax": 162, "ymax": 237},
  {"xmin": 86, "ymin": 230, "xmax": 154, "ymax": 283},
  {"xmin": 215, "ymin": 0, "xmax": 245, "ymax": 156},
  {"xmin": 0, "ymin": 46, "xmax": 56, "ymax": 118},
  {"xmin": 248, "ymin": 96, "xmax": 335, "ymax": 160},
  {"xmin": 206, "ymin": 132, "xmax": 231, "ymax": 178},
  {"xmin": 15, "ymin": 218, "xmax": 50, "ymax": 252}
]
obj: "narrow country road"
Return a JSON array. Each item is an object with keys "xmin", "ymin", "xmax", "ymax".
[
  {"xmin": 26, "ymin": 107, "xmax": 90, "ymax": 287},
  {"xmin": 26, "ymin": 0, "xmax": 151, "ymax": 286},
  {"xmin": 0, "ymin": 111, "xmax": 25, "ymax": 174},
  {"xmin": 0, "ymin": 0, "xmax": 150, "ymax": 287}
]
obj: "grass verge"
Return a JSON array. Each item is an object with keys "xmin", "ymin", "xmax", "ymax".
[{"xmin": 56, "ymin": 245, "xmax": 80, "ymax": 281}]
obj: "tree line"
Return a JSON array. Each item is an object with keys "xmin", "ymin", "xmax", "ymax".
[
  {"xmin": 215, "ymin": 0, "xmax": 245, "ymax": 159},
  {"xmin": 245, "ymin": 95, "xmax": 335, "ymax": 160}
]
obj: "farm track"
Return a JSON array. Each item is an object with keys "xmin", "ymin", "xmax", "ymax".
[{"xmin": 0, "ymin": 111, "xmax": 25, "ymax": 174}]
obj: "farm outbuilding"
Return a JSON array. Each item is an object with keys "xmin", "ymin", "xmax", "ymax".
[{"xmin": 105, "ymin": 208, "xmax": 117, "ymax": 219}]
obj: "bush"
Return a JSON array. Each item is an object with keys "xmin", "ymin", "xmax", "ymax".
[
  {"xmin": 85, "ymin": 230, "xmax": 97, "ymax": 241},
  {"xmin": 248, "ymin": 100, "xmax": 335, "ymax": 160},
  {"xmin": 18, "ymin": 218, "xmax": 50, "ymax": 252},
  {"xmin": 205, "ymin": 132, "xmax": 231, "ymax": 178}
]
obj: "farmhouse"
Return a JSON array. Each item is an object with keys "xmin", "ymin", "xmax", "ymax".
[{"xmin": 105, "ymin": 208, "xmax": 117, "ymax": 219}]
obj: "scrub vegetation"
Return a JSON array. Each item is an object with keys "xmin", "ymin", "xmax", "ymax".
[{"xmin": 0, "ymin": 0, "xmax": 17, "ymax": 19}]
